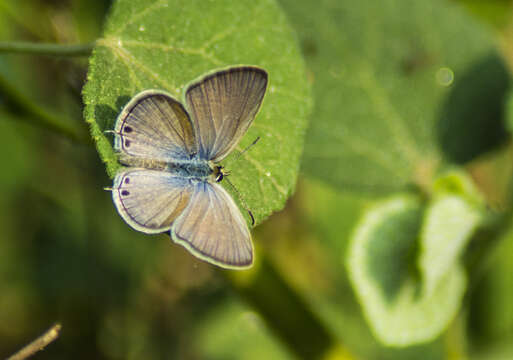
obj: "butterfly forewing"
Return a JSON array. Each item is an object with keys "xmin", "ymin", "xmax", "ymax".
[
  {"xmin": 112, "ymin": 169, "xmax": 194, "ymax": 234},
  {"xmin": 185, "ymin": 67, "xmax": 268, "ymax": 161},
  {"xmin": 114, "ymin": 90, "xmax": 197, "ymax": 162},
  {"xmin": 171, "ymin": 181, "xmax": 253, "ymax": 268}
]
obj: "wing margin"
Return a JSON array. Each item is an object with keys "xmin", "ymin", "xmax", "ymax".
[
  {"xmin": 112, "ymin": 168, "xmax": 194, "ymax": 234},
  {"xmin": 171, "ymin": 181, "xmax": 253, "ymax": 269}
]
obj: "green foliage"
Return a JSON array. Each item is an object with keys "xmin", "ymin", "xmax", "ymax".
[
  {"xmin": 469, "ymin": 228, "xmax": 513, "ymax": 336},
  {"xmin": 438, "ymin": 54, "xmax": 510, "ymax": 163},
  {"xmin": 347, "ymin": 195, "xmax": 467, "ymax": 346},
  {"xmin": 279, "ymin": 0, "xmax": 507, "ymax": 192},
  {"xmin": 2, "ymin": 0, "xmax": 513, "ymax": 358},
  {"xmin": 419, "ymin": 194, "xmax": 481, "ymax": 296},
  {"xmin": 276, "ymin": 0, "xmax": 513, "ymax": 348},
  {"xmin": 506, "ymin": 89, "xmax": 513, "ymax": 134},
  {"xmin": 342, "ymin": 170, "xmax": 487, "ymax": 347},
  {"xmin": 194, "ymin": 300, "xmax": 294, "ymax": 360},
  {"xmin": 82, "ymin": 0, "xmax": 311, "ymax": 224},
  {"xmin": 419, "ymin": 170, "xmax": 486, "ymax": 296},
  {"xmin": 455, "ymin": 0, "xmax": 513, "ymax": 29}
]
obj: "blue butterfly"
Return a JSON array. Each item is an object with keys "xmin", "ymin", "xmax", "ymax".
[{"xmin": 110, "ymin": 66, "xmax": 268, "ymax": 269}]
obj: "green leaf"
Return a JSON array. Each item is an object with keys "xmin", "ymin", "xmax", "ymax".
[
  {"xmin": 418, "ymin": 170, "xmax": 485, "ymax": 296},
  {"xmin": 82, "ymin": 0, "xmax": 311, "ymax": 224},
  {"xmin": 278, "ymin": 0, "xmax": 506, "ymax": 192},
  {"xmin": 193, "ymin": 299, "xmax": 294, "ymax": 360},
  {"xmin": 470, "ymin": 229, "xmax": 513, "ymax": 342},
  {"xmin": 471, "ymin": 341, "xmax": 513, "ymax": 360},
  {"xmin": 365, "ymin": 199, "xmax": 423, "ymax": 302},
  {"xmin": 454, "ymin": 0, "xmax": 513, "ymax": 29},
  {"xmin": 431, "ymin": 168, "xmax": 485, "ymax": 204},
  {"xmin": 419, "ymin": 194, "xmax": 482, "ymax": 296},
  {"xmin": 506, "ymin": 89, "xmax": 513, "ymax": 134},
  {"xmin": 347, "ymin": 195, "xmax": 466, "ymax": 346},
  {"xmin": 437, "ymin": 54, "xmax": 510, "ymax": 164}
]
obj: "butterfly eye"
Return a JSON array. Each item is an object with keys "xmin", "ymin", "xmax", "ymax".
[{"xmin": 215, "ymin": 173, "xmax": 224, "ymax": 182}]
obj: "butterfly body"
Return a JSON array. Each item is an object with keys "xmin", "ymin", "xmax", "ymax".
[
  {"xmin": 166, "ymin": 160, "xmax": 216, "ymax": 181},
  {"xmin": 109, "ymin": 66, "xmax": 268, "ymax": 269},
  {"xmin": 120, "ymin": 155, "xmax": 215, "ymax": 180}
]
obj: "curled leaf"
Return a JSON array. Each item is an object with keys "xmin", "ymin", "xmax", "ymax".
[{"xmin": 347, "ymin": 195, "xmax": 466, "ymax": 346}]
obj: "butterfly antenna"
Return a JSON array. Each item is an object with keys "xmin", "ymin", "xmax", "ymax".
[
  {"xmin": 224, "ymin": 177, "xmax": 255, "ymax": 226},
  {"xmin": 232, "ymin": 136, "xmax": 260, "ymax": 163}
]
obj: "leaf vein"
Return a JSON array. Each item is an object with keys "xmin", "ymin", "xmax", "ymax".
[
  {"xmin": 108, "ymin": 45, "xmax": 143, "ymax": 92},
  {"xmin": 99, "ymin": 38, "xmax": 176, "ymax": 93},
  {"xmin": 357, "ymin": 65, "xmax": 422, "ymax": 163},
  {"xmin": 120, "ymin": 39, "xmax": 224, "ymax": 66}
]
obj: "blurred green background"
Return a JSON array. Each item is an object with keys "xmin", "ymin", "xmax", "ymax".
[{"xmin": 1, "ymin": 0, "xmax": 513, "ymax": 359}]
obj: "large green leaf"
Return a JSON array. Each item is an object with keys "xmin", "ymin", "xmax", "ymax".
[
  {"xmin": 279, "ymin": 0, "xmax": 507, "ymax": 192},
  {"xmin": 83, "ymin": 0, "xmax": 311, "ymax": 224},
  {"xmin": 347, "ymin": 195, "xmax": 466, "ymax": 346}
]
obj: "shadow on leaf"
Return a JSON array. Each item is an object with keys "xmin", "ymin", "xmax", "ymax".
[
  {"xmin": 93, "ymin": 95, "xmax": 131, "ymax": 133},
  {"xmin": 437, "ymin": 52, "xmax": 511, "ymax": 164},
  {"xmin": 366, "ymin": 207, "xmax": 423, "ymax": 303}
]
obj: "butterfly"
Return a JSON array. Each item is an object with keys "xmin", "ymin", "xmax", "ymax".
[{"xmin": 109, "ymin": 66, "xmax": 268, "ymax": 269}]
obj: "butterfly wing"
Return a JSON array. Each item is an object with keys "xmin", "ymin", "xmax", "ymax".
[
  {"xmin": 114, "ymin": 90, "xmax": 197, "ymax": 162},
  {"xmin": 171, "ymin": 181, "xmax": 253, "ymax": 269},
  {"xmin": 112, "ymin": 169, "xmax": 194, "ymax": 234},
  {"xmin": 185, "ymin": 66, "xmax": 268, "ymax": 161}
]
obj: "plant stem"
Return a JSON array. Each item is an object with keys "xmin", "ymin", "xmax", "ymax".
[
  {"xmin": 224, "ymin": 257, "xmax": 336, "ymax": 360},
  {"xmin": 0, "ymin": 41, "xmax": 94, "ymax": 57},
  {"xmin": 0, "ymin": 73, "xmax": 90, "ymax": 144},
  {"xmin": 7, "ymin": 323, "xmax": 62, "ymax": 360}
]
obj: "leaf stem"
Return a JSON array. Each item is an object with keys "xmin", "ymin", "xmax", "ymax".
[
  {"xmin": 0, "ymin": 41, "xmax": 94, "ymax": 57},
  {"xmin": 7, "ymin": 323, "xmax": 62, "ymax": 360}
]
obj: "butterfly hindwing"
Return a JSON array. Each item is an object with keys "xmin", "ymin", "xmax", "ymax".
[
  {"xmin": 112, "ymin": 169, "xmax": 194, "ymax": 234},
  {"xmin": 171, "ymin": 181, "xmax": 253, "ymax": 269},
  {"xmin": 185, "ymin": 66, "xmax": 268, "ymax": 162}
]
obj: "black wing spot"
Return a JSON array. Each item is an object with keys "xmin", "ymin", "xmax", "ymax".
[
  {"xmin": 124, "ymin": 177, "xmax": 130, "ymax": 184},
  {"xmin": 125, "ymin": 139, "xmax": 131, "ymax": 147},
  {"xmin": 121, "ymin": 190, "xmax": 130, "ymax": 196},
  {"xmin": 124, "ymin": 125, "xmax": 133, "ymax": 133}
]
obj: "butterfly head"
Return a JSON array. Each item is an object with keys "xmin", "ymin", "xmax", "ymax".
[{"xmin": 212, "ymin": 165, "xmax": 231, "ymax": 183}]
